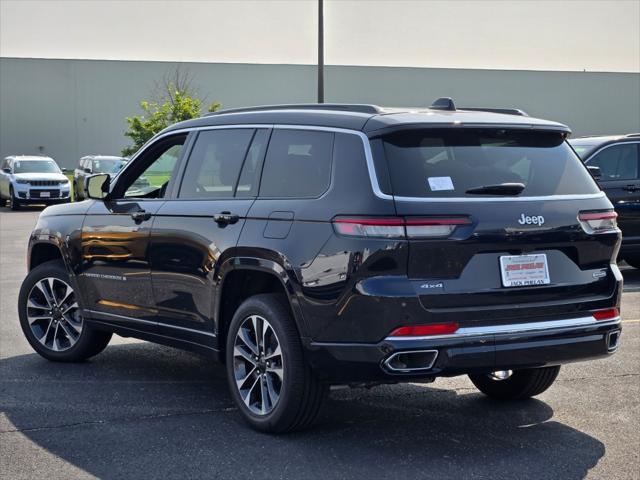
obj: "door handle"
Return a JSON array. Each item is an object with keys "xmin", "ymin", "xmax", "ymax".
[
  {"xmin": 213, "ymin": 211, "xmax": 240, "ymax": 226},
  {"xmin": 622, "ymin": 185, "xmax": 639, "ymax": 192},
  {"xmin": 131, "ymin": 210, "xmax": 152, "ymax": 223}
]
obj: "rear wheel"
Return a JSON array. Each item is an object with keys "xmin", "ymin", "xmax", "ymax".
[
  {"xmin": 469, "ymin": 366, "xmax": 561, "ymax": 400},
  {"xmin": 624, "ymin": 255, "xmax": 640, "ymax": 269},
  {"xmin": 18, "ymin": 260, "xmax": 112, "ymax": 362},
  {"xmin": 225, "ymin": 294, "xmax": 325, "ymax": 433}
]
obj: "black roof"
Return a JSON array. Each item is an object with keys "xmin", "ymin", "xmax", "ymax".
[{"xmin": 162, "ymin": 103, "xmax": 570, "ymax": 136}]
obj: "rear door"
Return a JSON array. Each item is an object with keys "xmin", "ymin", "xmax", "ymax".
[
  {"xmin": 585, "ymin": 142, "xmax": 640, "ymax": 241},
  {"xmin": 78, "ymin": 134, "xmax": 187, "ymax": 330},
  {"xmin": 149, "ymin": 127, "xmax": 269, "ymax": 345},
  {"xmin": 375, "ymin": 128, "xmax": 615, "ymax": 325}
]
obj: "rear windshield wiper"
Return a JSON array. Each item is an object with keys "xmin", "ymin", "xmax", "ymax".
[{"xmin": 465, "ymin": 183, "xmax": 525, "ymax": 195}]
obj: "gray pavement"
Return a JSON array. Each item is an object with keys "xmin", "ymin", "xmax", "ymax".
[{"xmin": 1, "ymin": 207, "xmax": 639, "ymax": 480}]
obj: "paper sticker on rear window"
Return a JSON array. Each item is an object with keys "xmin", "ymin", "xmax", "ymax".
[{"xmin": 428, "ymin": 176, "xmax": 454, "ymax": 191}]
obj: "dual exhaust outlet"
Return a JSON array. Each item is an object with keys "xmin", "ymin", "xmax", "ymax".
[{"xmin": 383, "ymin": 349, "xmax": 439, "ymax": 373}]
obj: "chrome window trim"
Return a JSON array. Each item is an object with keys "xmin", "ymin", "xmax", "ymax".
[
  {"xmin": 119, "ymin": 123, "xmax": 606, "ymax": 203},
  {"xmin": 386, "ymin": 315, "xmax": 621, "ymax": 341}
]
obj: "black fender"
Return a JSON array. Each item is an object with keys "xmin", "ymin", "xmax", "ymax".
[{"xmin": 215, "ymin": 255, "xmax": 309, "ymax": 340}]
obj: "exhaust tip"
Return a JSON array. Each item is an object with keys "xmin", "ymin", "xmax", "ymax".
[
  {"xmin": 383, "ymin": 349, "xmax": 438, "ymax": 373},
  {"xmin": 607, "ymin": 330, "xmax": 621, "ymax": 352}
]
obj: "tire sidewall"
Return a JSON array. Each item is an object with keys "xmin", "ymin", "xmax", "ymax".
[{"xmin": 225, "ymin": 295, "xmax": 305, "ymax": 432}]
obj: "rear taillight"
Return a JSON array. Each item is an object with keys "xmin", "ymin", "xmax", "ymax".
[
  {"xmin": 578, "ymin": 210, "xmax": 618, "ymax": 234},
  {"xmin": 333, "ymin": 216, "xmax": 471, "ymax": 239},
  {"xmin": 389, "ymin": 322, "xmax": 460, "ymax": 337},
  {"xmin": 592, "ymin": 307, "xmax": 619, "ymax": 321}
]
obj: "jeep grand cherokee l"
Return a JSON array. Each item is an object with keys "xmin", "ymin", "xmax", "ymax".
[{"xmin": 18, "ymin": 101, "xmax": 623, "ymax": 433}]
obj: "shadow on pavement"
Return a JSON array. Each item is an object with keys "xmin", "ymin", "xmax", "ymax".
[{"xmin": 1, "ymin": 342, "xmax": 605, "ymax": 479}]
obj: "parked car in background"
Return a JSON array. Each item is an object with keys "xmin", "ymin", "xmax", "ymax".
[
  {"xmin": 73, "ymin": 155, "xmax": 152, "ymax": 200},
  {"xmin": 74, "ymin": 156, "xmax": 127, "ymax": 201},
  {"xmin": 0, "ymin": 155, "xmax": 70, "ymax": 210},
  {"xmin": 569, "ymin": 134, "xmax": 640, "ymax": 268},
  {"xmin": 18, "ymin": 101, "xmax": 623, "ymax": 433}
]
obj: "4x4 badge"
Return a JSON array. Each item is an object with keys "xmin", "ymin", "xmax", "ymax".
[{"xmin": 518, "ymin": 214, "xmax": 545, "ymax": 226}]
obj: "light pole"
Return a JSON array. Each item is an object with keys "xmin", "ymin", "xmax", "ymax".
[{"xmin": 317, "ymin": 0, "xmax": 324, "ymax": 103}]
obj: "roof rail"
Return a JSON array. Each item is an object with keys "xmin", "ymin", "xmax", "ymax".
[
  {"xmin": 626, "ymin": 133, "xmax": 640, "ymax": 137},
  {"xmin": 205, "ymin": 103, "xmax": 383, "ymax": 116},
  {"xmin": 460, "ymin": 107, "xmax": 529, "ymax": 117}
]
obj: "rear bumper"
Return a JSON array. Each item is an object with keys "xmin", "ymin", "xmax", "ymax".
[{"xmin": 305, "ymin": 316, "xmax": 622, "ymax": 383}]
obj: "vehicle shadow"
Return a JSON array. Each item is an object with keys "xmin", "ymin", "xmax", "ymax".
[{"xmin": 0, "ymin": 342, "xmax": 605, "ymax": 480}]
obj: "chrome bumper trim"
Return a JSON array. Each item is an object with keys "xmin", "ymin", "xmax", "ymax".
[{"xmin": 386, "ymin": 316, "xmax": 621, "ymax": 341}]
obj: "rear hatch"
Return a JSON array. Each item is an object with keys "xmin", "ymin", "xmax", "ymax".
[{"xmin": 374, "ymin": 127, "xmax": 620, "ymax": 324}]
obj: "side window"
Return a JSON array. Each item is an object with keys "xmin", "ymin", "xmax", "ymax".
[
  {"xmin": 236, "ymin": 129, "xmax": 270, "ymax": 198},
  {"xmin": 115, "ymin": 135, "xmax": 185, "ymax": 199},
  {"xmin": 1, "ymin": 158, "xmax": 8, "ymax": 170},
  {"xmin": 178, "ymin": 129, "xmax": 255, "ymax": 199},
  {"xmin": 259, "ymin": 129, "xmax": 334, "ymax": 198},
  {"xmin": 587, "ymin": 144, "xmax": 639, "ymax": 181}
]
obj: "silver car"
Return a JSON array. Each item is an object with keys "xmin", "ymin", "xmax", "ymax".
[{"xmin": 0, "ymin": 156, "xmax": 71, "ymax": 210}]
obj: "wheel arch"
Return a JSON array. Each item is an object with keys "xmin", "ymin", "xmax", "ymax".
[{"xmin": 215, "ymin": 256, "xmax": 307, "ymax": 361}]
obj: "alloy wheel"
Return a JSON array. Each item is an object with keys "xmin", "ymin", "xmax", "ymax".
[
  {"xmin": 26, "ymin": 277, "xmax": 82, "ymax": 352},
  {"xmin": 233, "ymin": 315, "xmax": 284, "ymax": 415}
]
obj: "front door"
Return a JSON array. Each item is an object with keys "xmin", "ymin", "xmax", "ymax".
[
  {"xmin": 150, "ymin": 128, "xmax": 269, "ymax": 345},
  {"xmin": 78, "ymin": 134, "xmax": 188, "ymax": 331}
]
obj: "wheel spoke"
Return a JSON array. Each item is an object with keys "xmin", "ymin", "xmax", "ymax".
[
  {"xmin": 251, "ymin": 315, "xmax": 264, "ymax": 353},
  {"xmin": 241, "ymin": 375, "xmax": 261, "ymax": 408},
  {"xmin": 265, "ymin": 372, "xmax": 279, "ymax": 405},
  {"xmin": 59, "ymin": 321, "xmax": 78, "ymax": 342},
  {"xmin": 38, "ymin": 319, "xmax": 54, "ymax": 345},
  {"xmin": 57, "ymin": 285, "xmax": 74, "ymax": 309},
  {"xmin": 236, "ymin": 366, "xmax": 257, "ymax": 391},
  {"xmin": 264, "ymin": 344, "xmax": 281, "ymax": 361},
  {"xmin": 34, "ymin": 281, "xmax": 54, "ymax": 307},
  {"xmin": 51, "ymin": 323, "xmax": 61, "ymax": 351},
  {"xmin": 234, "ymin": 345, "xmax": 257, "ymax": 365},
  {"xmin": 61, "ymin": 302, "xmax": 78, "ymax": 315},
  {"xmin": 47, "ymin": 278, "xmax": 58, "ymax": 305},
  {"xmin": 260, "ymin": 375, "xmax": 269, "ymax": 414},
  {"xmin": 237, "ymin": 326, "xmax": 259, "ymax": 355},
  {"xmin": 266, "ymin": 366, "xmax": 283, "ymax": 382},
  {"xmin": 27, "ymin": 315, "xmax": 53, "ymax": 325},
  {"xmin": 27, "ymin": 298, "xmax": 49, "ymax": 311}
]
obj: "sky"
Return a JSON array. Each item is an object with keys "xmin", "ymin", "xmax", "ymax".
[{"xmin": 1, "ymin": 0, "xmax": 639, "ymax": 72}]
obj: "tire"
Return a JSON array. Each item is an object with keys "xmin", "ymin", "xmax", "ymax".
[
  {"xmin": 225, "ymin": 293, "xmax": 326, "ymax": 433},
  {"xmin": 18, "ymin": 259, "xmax": 112, "ymax": 362},
  {"xmin": 73, "ymin": 182, "xmax": 81, "ymax": 201},
  {"xmin": 624, "ymin": 255, "xmax": 640, "ymax": 269},
  {"xmin": 469, "ymin": 366, "xmax": 561, "ymax": 400},
  {"xmin": 9, "ymin": 186, "xmax": 20, "ymax": 210}
]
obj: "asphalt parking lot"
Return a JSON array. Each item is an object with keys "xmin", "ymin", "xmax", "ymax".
[{"xmin": 1, "ymin": 207, "xmax": 638, "ymax": 480}]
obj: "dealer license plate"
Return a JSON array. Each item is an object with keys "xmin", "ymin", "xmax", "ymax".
[
  {"xmin": 39, "ymin": 191, "xmax": 50, "ymax": 198},
  {"xmin": 499, "ymin": 254, "xmax": 550, "ymax": 287}
]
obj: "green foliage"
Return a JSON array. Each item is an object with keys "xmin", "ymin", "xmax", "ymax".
[{"xmin": 122, "ymin": 79, "xmax": 221, "ymax": 157}]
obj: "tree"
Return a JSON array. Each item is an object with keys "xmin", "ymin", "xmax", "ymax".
[{"xmin": 122, "ymin": 68, "xmax": 221, "ymax": 156}]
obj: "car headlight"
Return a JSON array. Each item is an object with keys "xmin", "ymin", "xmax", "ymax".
[
  {"xmin": 15, "ymin": 179, "xmax": 30, "ymax": 184},
  {"xmin": 59, "ymin": 179, "xmax": 70, "ymax": 185}
]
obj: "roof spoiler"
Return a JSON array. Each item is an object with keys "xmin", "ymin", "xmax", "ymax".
[{"xmin": 429, "ymin": 97, "xmax": 528, "ymax": 116}]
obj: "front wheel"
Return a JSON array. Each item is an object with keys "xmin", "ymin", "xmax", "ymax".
[
  {"xmin": 225, "ymin": 294, "xmax": 325, "ymax": 433},
  {"xmin": 469, "ymin": 366, "xmax": 561, "ymax": 400},
  {"xmin": 18, "ymin": 259, "xmax": 112, "ymax": 362},
  {"xmin": 9, "ymin": 186, "xmax": 20, "ymax": 210}
]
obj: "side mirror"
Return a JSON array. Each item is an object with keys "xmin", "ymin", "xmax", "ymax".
[
  {"xmin": 587, "ymin": 165, "xmax": 602, "ymax": 180},
  {"xmin": 61, "ymin": 167, "xmax": 69, "ymax": 174},
  {"xmin": 84, "ymin": 167, "xmax": 92, "ymax": 174},
  {"xmin": 86, "ymin": 173, "xmax": 110, "ymax": 200},
  {"xmin": 2, "ymin": 167, "xmax": 10, "ymax": 174}
]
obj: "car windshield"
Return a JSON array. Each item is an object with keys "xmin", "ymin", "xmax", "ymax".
[
  {"xmin": 13, "ymin": 160, "xmax": 60, "ymax": 174},
  {"xmin": 378, "ymin": 128, "xmax": 600, "ymax": 198},
  {"xmin": 93, "ymin": 159, "xmax": 126, "ymax": 174}
]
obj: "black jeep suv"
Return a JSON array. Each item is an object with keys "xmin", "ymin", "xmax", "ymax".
[{"xmin": 19, "ymin": 101, "xmax": 623, "ymax": 433}]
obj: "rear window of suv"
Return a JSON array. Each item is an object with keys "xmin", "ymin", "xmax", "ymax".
[{"xmin": 378, "ymin": 129, "xmax": 599, "ymax": 198}]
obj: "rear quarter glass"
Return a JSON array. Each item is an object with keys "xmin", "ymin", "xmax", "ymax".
[{"xmin": 378, "ymin": 129, "xmax": 600, "ymax": 198}]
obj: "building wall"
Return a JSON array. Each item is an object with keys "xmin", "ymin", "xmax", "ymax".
[{"xmin": 1, "ymin": 57, "xmax": 639, "ymax": 168}]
